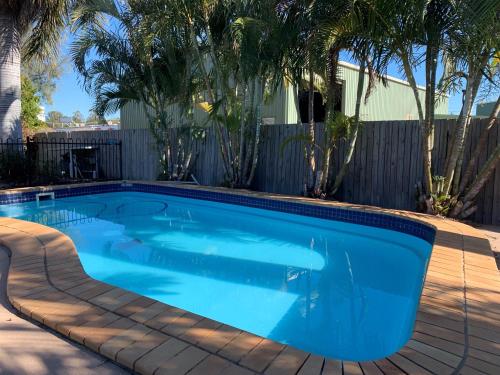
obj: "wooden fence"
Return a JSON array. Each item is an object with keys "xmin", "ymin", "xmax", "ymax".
[{"xmin": 35, "ymin": 118, "xmax": 500, "ymax": 225}]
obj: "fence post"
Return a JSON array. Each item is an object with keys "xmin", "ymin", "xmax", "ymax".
[{"xmin": 119, "ymin": 140, "xmax": 123, "ymax": 180}]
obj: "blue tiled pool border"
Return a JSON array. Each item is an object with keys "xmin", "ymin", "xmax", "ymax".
[{"xmin": 0, "ymin": 182, "xmax": 436, "ymax": 244}]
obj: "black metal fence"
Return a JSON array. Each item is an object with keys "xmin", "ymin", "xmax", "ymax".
[{"xmin": 0, "ymin": 137, "xmax": 122, "ymax": 187}]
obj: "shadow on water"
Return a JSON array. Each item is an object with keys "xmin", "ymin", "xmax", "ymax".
[{"xmin": 98, "ymin": 271, "xmax": 181, "ymax": 297}]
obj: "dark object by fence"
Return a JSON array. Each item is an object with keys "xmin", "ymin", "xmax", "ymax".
[{"xmin": 0, "ymin": 137, "xmax": 122, "ymax": 186}]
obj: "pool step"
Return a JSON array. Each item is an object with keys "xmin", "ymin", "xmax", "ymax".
[{"xmin": 35, "ymin": 192, "xmax": 55, "ymax": 202}]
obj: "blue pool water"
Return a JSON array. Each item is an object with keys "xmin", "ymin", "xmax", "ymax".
[{"xmin": 0, "ymin": 191, "xmax": 432, "ymax": 360}]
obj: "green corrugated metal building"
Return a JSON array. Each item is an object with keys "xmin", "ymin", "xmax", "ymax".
[
  {"xmin": 476, "ymin": 101, "xmax": 498, "ymax": 117},
  {"xmin": 120, "ymin": 61, "xmax": 448, "ymax": 129}
]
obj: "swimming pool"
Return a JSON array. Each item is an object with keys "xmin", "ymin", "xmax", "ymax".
[{"xmin": 0, "ymin": 188, "xmax": 432, "ymax": 361}]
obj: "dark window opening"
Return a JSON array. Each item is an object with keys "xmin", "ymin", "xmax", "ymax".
[{"xmin": 298, "ymin": 83, "xmax": 342, "ymax": 123}]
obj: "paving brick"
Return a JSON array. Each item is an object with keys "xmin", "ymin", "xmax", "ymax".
[
  {"xmin": 144, "ymin": 305, "xmax": 186, "ymax": 330},
  {"xmin": 115, "ymin": 295, "xmax": 156, "ymax": 317},
  {"xmin": 264, "ymin": 346, "xmax": 308, "ymax": 375},
  {"xmin": 160, "ymin": 311, "xmax": 204, "ymax": 337},
  {"xmin": 134, "ymin": 337, "xmax": 189, "ymax": 375},
  {"xmin": 99, "ymin": 323, "xmax": 152, "ymax": 360},
  {"xmin": 218, "ymin": 332, "xmax": 263, "ymax": 362},
  {"xmin": 297, "ymin": 354, "xmax": 323, "ymax": 375},
  {"xmin": 116, "ymin": 330, "xmax": 170, "ymax": 370},
  {"xmin": 83, "ymin": 317, "xmax": 136, "ymax": 352},
  {"xmin": 130, "ymin": 301, "xmax": 167, "ymax": 323},
  {"xmin": 188, "ymin": 355, "xmax": 232, "ymax": 375},
  {"xmin": 154, "ymin": 346, "xmax": 209, "ymax": 375},
  {"xmin": 239, "ymin": 339, "xmax": 285, "ymax": 373}
]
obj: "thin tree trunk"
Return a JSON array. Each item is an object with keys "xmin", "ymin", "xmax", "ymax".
[
  {"xmin": 450, "ymin": 75, "xmax": 483, "ymax": 195},
  {"xmin": 319, "ymin": 142, "xmax": 330, "ymax": 192},
  {"xmin": 187, "ymin": 18, "xmax": 233, "ymax": 183},
  {"xmin": 451, "ymin": 145, "xmax": 500, "ymax": 218},
  {"xmin": 444, "ymin": 60, "xmax": 487, "ymax": 194},
  {"xmin": 238, "ymin": 81, "xmax": 247, "ymax": 181},
  {"xmin": 242, "ymin": 80, "xmax": 256, "ymax": 181},
  {"xmin": 459, "ymin": 95, "xmax": 500, "ymax": 194},
  {"xmin": 245, "ymin": 80, "xmax": 264, "ymax": 187},
  {"xmin": 401, "ymin": 56, "xmax": 425, "ymax": 121},
  {"xmin": 0, "ymin": 14, "xmax": 22, "ymax": 141},
  {"xmin": 306, "ymin": 65, "xmax": 316, "ymax": 193},
  {"xmin": 445, "ymin": 53, "xmax": 489, "ymax": 195},
  {"xmin": 451, "ymin": 123, "xmax": 469, "ymax": 195},
  {"xmin": 331, "ymin": 56, "xmax": 366, "ymax": 195},
  {"xmin": 318, "ymin": 46, "xmax": 340, "ymax": 194},
  {"xmin": 401, "ymin": 54, "xmax": 430, "ymax": 193},
  {"xmin": 293, "ymin": 84, "xmax": 301, "ymax": 125},
  {"xmin": 443, "ymin": 73, "xmax": 475, "ymax": 194},
  {"xmin": 423, "ymin": 46, "xmax": 438, "ymax": 197}
]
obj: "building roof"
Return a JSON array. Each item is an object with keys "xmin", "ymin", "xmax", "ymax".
[{"xmin": 339, "ymin": 61, "xmax": 428, "ymax": 92}]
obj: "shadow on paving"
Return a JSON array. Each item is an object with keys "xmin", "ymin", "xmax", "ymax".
[{"xmin": 0, "ymin": 247, "xmax": 130, "ymax": 375}]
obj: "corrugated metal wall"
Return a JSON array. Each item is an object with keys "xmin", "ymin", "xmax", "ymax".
[
  {"xmin": 284, "ymin": 63, "xmax": 449, "ymax": 123},
  {"xmin": 120, "ymin": 62, "xmax": 449, "ymax": 129},
  {"xmin": 120, "ymin": 101, "xmax": 211, "ymax": 130},
  {"xmin": 120, "ymin": 86, "xmax": 290, "ymax": 129},
  {"xmin": 339, "ymin": 64, "xmax": 448, "ymax": 121}
]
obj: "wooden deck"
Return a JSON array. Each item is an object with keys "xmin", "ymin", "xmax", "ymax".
[{"xmin": 1, "ymin": 183, "xmax": 499, "ymax": 374}]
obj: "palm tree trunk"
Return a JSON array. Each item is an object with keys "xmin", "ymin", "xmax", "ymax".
[
  {"xmin": 293, "ymin": 84, "xmax": 301, "ymax": 125},
  {"xmin": 187, "ymin": 17, "xmax": 233, "ymax": 183},
  {"xmin": 238, "ymin": 81, "xmax": 247, "ymax": 181},
  {"xmin": 423, "ymin": 46, "xmax": 438, "ymax": 197},
  {"xmin": 458, "ymin": 95, "xmax": 500, "ymax": 194},
  {"xmin": 330, "ymin": 56, "xmax": 366, "ymax": 196},
  {"xmin": 245, "ymin": 81, "xmax": 264, "ymax": 187},
  {"xmin": 0, "ymin": 14, "xmax": 22, "ymax": 141},
  {"xmin": 443, "ymin": 76, "xmax": 474, "ymax": 194},
  {"xmin": 242, "ymin": 80, "xmax": 256, "ymax": 181},
  {"xmin": 450, "ymin": 145, "xmax": 500, "ymax": 219},
  {"xmin": 450, "ymin": 75, "xmax": 483, "ymax": 195},
  {"xmin": 443, "ymin": 70, "xmax": 478, "ymax": 195},
  {"xmin": 319, "ymin": 142, "xmax": 331, "ymax": 192},
  {"xmin": 445, "ymin": 53, "xmax": 489, "ymax": 195},
  {"xmin": 401, "ymin": 54, "xmax": 430, "ymax": 193},
  {"xmin": 306, "ymin": 65, "xmax": 316, "ymax": 193}
]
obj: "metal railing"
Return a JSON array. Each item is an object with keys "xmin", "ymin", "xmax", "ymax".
[{"xmin": 0, "ymin": 137, "xmax": 122, "ymax": 187}]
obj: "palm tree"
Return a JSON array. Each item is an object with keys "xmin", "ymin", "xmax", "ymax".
[
  {"xmin": 441, "ymin": 0, "xmax": 499, "ymax": 196},
  {"xmin": 373, "ymin": 0, "xmax": 499, "ymax": 213},
  {"xmin": 180, "ymin": 0, "xmax": 288, "ymax": 187},
  {"xmin": 72, "ymin": 0, "xmax": 202, "ymax": 181},
  {"xmin": 0, "ymin": 1, "xmax": 71, "ymax": 140},
  {"xmin": 280, "ymin": 0, "xmax": 387, "ymax": 197}
]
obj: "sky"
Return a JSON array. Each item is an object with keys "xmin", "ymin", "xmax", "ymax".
[
  {"xmin": 44, "ymin": 35, "xmax": 119, "ymax": 119},
  {"xmin": 43, "ymin": 37, "xmax": 492, "ymax": 119}
]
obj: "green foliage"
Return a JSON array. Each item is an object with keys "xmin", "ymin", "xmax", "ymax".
[
  {"xmin": 20, "ymin": 75, "xmax": 44, "ymax": 131},
  {"xmin": 86, "ymin": 111, "xmax": 106, "ymax": 125},
  {"xmin": 21, "ymin": 54, "xmax": 66, "ymax": 104},
  {"xmin": 326, "ymin": 112, "xmax": 358, "ymax": 141},
  {"xmin": 46, "ymin": 111, "xmax": 63, "ymax": 124},
  {"xmin": 0, "ymin": 149, "xmax": 61, "ymax": 186},
  {"xmin": 3, "ymin": 1, "xmax": 70, "ymax": 60},
  {"xmin": 429, "ymin": 175, "xmax": 451, "ymax": 215},
  {"xmin": 72, "ymin": 110, "xmax": 84, "ymax": 123},
  {"xmin": 0, "ymin": 151, "xmax": 33, "ymax": 183},
  {"xmin": 279, "ymin": 134, "xmax": 313, "ymax": 158}
]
